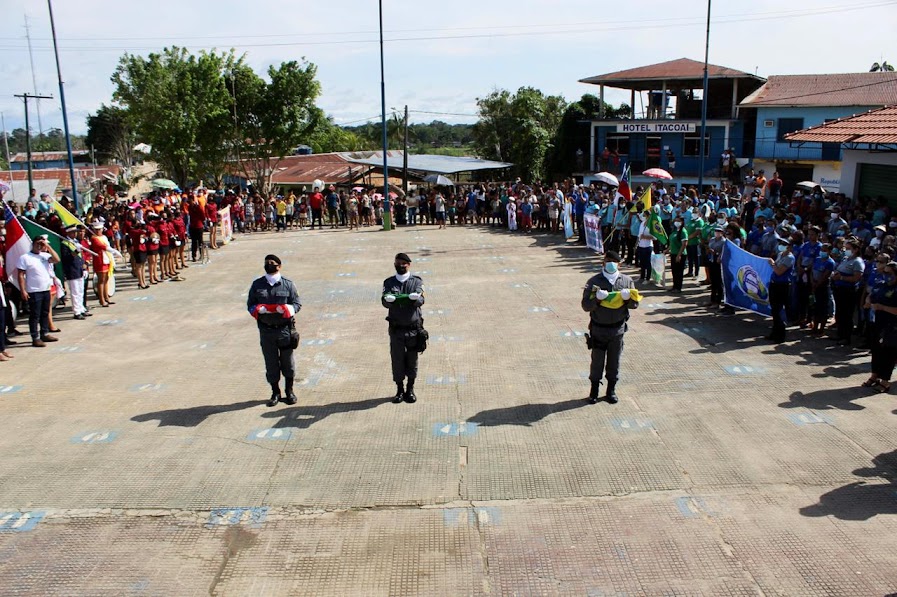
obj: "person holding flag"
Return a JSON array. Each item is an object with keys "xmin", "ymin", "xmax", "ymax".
[{"xmin": 635, "ymin": 210, "xmax": 657, "ymax": 282}]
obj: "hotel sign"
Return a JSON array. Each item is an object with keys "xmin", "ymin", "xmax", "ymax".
[{"xmin": 616, "ymin": 122, "xmax": 697, "ymax": 133}]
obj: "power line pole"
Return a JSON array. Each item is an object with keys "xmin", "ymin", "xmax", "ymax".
[
  {"xmin": 697, "ymin": 0, "xmax": 712, "ymax": 193},
  {"xmin": 47, "ymin": 0, "xmax": 80, "ymax": 213},
  {"xmin": 378, "ymin": 0, "xmax": 391, "ymax": 231},
  {"xmin": 14, "ymin": 92, "xmax": 54, "ymax": 196},
  {"xmin": 24, "ymin": 14, "xmax": 45, "ymax": 139},
  {"xmin": 403, "ymin": 105, "xmax": 409, "ymax": 198}
]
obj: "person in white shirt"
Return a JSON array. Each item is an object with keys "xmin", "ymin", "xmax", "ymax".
[{"xmin": 17, "ymin": 235, "xmax": 61, "ymax": 347}]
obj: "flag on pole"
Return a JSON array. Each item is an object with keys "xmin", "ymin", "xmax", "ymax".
[
  {"xmin": 616, "ymin": 164, "xmax": 631, "ymax": 203},
  {"xmin": 3, "ymin": 206, "xmax": 32, "ymax": 290},
  {"xmin": 20, "ymin": 218, "xmax": 65, "ymax": 280},
  {"xmin": 51, "ymin": 200, "xmax": 83, "ymax": 229},
  {"xmin": 640, "ymin": 186, "xmax": 652, "ymax": 211},
  {"xmin": 647, "ymin": 210, "xmax": 668, "ymax": 245}
]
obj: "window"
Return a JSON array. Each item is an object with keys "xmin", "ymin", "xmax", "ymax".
[
  {"xmin": 683, "ymin": 132, "xmax": 710, "ymax": 157},
  {"xmin": 606, "ymin": 135, "xmax": 630, "ymax": 155},
  {"xmin": 777, "ymin": 117, "xmax": 804, "ymax": 142}
]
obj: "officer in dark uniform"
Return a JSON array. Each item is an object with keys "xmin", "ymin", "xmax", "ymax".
[
  {"xmin": 382, "ymin": 252, "xmax": 425, "ymax": 403},
  {"xmin": 247, "ymin": 254, "xmax": 302, "ymax": 407},
  {"xmin": 581, "ymin": 250, "xmax": 639, "ymax": 404}
]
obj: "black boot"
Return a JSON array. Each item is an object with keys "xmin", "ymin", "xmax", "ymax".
[
  {"xmin": 404, "ymin": 380, "xmax": 417, "ymax": 403},
  {"xmin": 393, "ymin": 383, "xmax": 405, "ymax": 403},
  {"xmin": 605, "ymin": 381, "xmax": 619, "ymax": 404},
  {"xmin": 267, "ymin": 384, "xmax": 281, "ymax": 407},
  {"xmin": 284, "ymin": 377, "xmax": 297, "ymax": 405},
  {"xmin": 588, "ymin": 382, "xmax": 601, "ymax": 404}
]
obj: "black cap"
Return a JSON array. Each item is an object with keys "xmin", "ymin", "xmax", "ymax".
[
  {"xmin": 605, "ymin": 250, "xmax": 621, "ymax": 262},
  {"xmin": 264, "ymin": 254, "xmax": 281, "ymax": 265},
  {"xmin": 395, "ymin": 252, "xmax": 411, "ymax": 263}
]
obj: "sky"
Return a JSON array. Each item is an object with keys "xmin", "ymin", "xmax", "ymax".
[{"xmin": 0, "ymin": 0, "xmax": 895, "ymax": 138}]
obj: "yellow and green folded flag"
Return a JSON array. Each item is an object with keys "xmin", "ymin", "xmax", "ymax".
[{"xmin": 590, "ymin": 288, "xmax": 643, "ymax": 309}]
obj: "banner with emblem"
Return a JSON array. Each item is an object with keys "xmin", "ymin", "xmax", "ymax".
[
  {"xmin": 721, "ymin": 239, "xmax": 772, "ymax": 317},
  {"xmin": 583, "ymin": 213, "xmax": 604, "ymax": 254}
]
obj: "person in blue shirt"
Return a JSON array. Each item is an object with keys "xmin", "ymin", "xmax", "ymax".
[
  {"xmin": 746, "ymin": 217, "xmax": 766, "ymax": 254},
  {"xmin": 574, "ymin": 191, "xmax": 587, "ymax": 244},
  {"xmin": 767, "ymin": 237, "xmax": 796, "ymax": 343},
  {"xmin": 755, "ymin": 200, "xmax": 774, "ymax": 222},
  {"xmin": 863, "ymin": 260, "xmax": 897, "ymax": 393},
  {"xmin": 810, "ymin": 243, "xmax": 836, "ymax": 334},
  {"xmin": 795, "ymin": 227, "xmax": 822, "ymax": 326},
  {"xmin": 831, "ymin": 239, "xmax": 866, "ymax": 345}
]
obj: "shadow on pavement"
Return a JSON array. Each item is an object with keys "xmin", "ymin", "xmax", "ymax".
[
  {"xmin": 468, "ymin": 398, "xmax": 589, "ymax": 427},
  {"xmin": 131, "ymin": 400, "xmax": 266, "ymax": 427},
  {"xmin": 261, "ymin": 396, "xmax": 391, "ymax": 429},
  {"xmin": 800, "ymin": 450, "xmax": 897, "ymax": 521},
  {"xmin": 778, "ymin": 388, "xmax": 872, "ymax": 411}
]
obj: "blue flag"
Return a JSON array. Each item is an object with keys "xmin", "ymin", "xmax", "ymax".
[{"xmin": 721, "ymin": 240, "xmax": 772, "ymax": 317}]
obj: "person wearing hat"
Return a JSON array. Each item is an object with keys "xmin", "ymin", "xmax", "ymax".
[
  {"xmin": 16, "ymin": 235, "xmax": 61, "ymax": 347},
  {"xmin": 704, "ymin": 222, "xmax": 727, "ymax": 308},
  {"xmin": 61, "ymin": 225, "xmax": 90, "ymax": 320},
  {"xmin": 766, "ymin": 235, "xmax": 795, "ymax": 343},
  {"xmin": 581, "ymin": 250, "xmax": 640, "ymax": 404},
  {"xmin": 89, "ymin": 221, "xmax": 115, "ymax": 307},
  {"xmin": 247, "ymin": 254, "xmax": 302, "ymax": 407},
  {"xmin": 382, "ymin": 253, "xmax": 425, "ymax": 403}
]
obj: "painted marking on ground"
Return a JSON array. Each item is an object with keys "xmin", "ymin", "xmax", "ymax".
[
  {"xmin": 432, "ymin": 422, "xmax": 479, "ymax": 437},
  {"xmin": 611, "ymin": 418, "xmax": 655, "ymax": 432},
  {"xmin": 680, "ymin": 326, "xmax": 702, "ymax": 334},
  {"xmin": 443, "ymin": 506, "xmax": 500, "ymax": 527},
  {"xmin": 342, "ymin": 259, "xmax": 357, "ymax": 264},
  {"xmin": 645, "ymin": 303, "xmax": 667, "ymax": 309},
  {"xmin": 510, "ymin": 282, "xmax": 531, "ymax": 288},
  {"xmin": 72, "ymin": 431, "xmax": 117, "ymax": 444},
  {"xmin": 432, "ymin": 335, "xmax": 463, "ymax": 342},
  {"xmin": 192, "ymin": 342, "xmax": 214, "ymax": 350},
  {"xmin": 318, "ymin": 313, "xmax": 345, "ymax": 320},
  {"xmin": 0, "ymin": 385, "xmax": 23, "ymax": 394},
  {"xmin": 302, "ymin": 338, "xmax": 333, "ymax": 347},
  {"xmin": 529, "ymin": 306, "xmax": 552, "ymax": 313},
  {"xmin": 0, "ymin": 511, "xmax": 46, "ymax": 532},
  {"xmin": 561, "ymin": 330, "xmax": 587, "ymax": 338},
  {"xmin": 130, "ymin": 383, "xmax": 165, "ymax": 393},
  {"xmin": 54, "ymin": 346, "xmax": 81, "ymax": 353},
  {"xmin": 247, "ymin": 428, "xmax": 293, "ymax": 441},
  {"xmin": 675, "ymin": 497, "xmax": 719, "ymax": 519},
  {"xmin": 425, "ymin": 308, "xmax": 451, "ymax": 316},
  {"xmin": 130, "ymin": 296, "xmax": 154, "ymax": 302},
  {"xmin": 498, "ymin": 268, "xmax": 517, "ymax": 274},
  {"xmin": 97, "ymin": 319, "xmax": 123, "ymax": 326},
  {"xmin": 787, "ymin": 411, "xmax": 832, "ymax": 426},
  {"xmin": 724, "ymin": 365, "xmax": 765, "ymax": 375},
  {"xmin": 416, "ymin": 257, "xmax": 431, "ymax": 262},
  {"xmin": 206, "ymin": 507, "xmax": 269, "ymax": 528},
  {"xmin": 426, "ymin": 375, "xmax": 467, "ymax": 385},
  {"xmin": 335, "ymin": 272, "xmax": 356, "ymax": 278}
]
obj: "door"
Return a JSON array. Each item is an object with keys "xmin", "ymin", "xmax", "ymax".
[
  {"xmin": 646, "ymin": 136, "xmax": 661, "ymax": 169},
  {"xmin": 859, "ymin": 163, "xmax": 897, "ymax": 209},
  {"xmin": 776, "ymin": 164, "xmax": 814, "ymax": 198}
]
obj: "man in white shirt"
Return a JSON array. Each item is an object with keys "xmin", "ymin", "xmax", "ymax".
[{"xmin": 17, "ymin": 235, "xmax": 60, "ymax": 347}]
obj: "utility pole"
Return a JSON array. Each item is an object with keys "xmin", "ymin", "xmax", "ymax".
[
  {"xmin": 403, "ymin": 105, "xmax": 409, "ymax": 198},
  {"xmin": 24, "ymin": 14, "xmax": 44, "ymax": 140},
  {"xmin": 47, "ymin": 0, "xmax": 80, "ymax": 213},
  {"xmin": 378, "ymin": 0, "xmax": 391, "ymax": 231},
  {"xmin": 1, "ymin": 112, "xmax": 15, "ymax": 201},
  {"xmin": 697, "ymin": 0, "xmax": 712, "ymax": 193},
  {"xmin": 14, "ymin": 92, "xmax": 54, "ymax": 196}
]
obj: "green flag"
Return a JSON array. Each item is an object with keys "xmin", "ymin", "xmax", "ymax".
[
  {"xmin": 647, "ymin": 210, "xmax": 668, "ymax": 246},
  {"xmin": 21, "ymin": 218, "xmax": 65, "ymax": 280}
]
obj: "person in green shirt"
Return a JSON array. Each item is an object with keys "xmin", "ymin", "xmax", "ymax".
[
  {"xmin": 685, "ymin": 214, "xmax": 704, "ymax": 278},
  {"xmin": 669, "ymin": 216, "xmax": 689, "ymax": 292}
]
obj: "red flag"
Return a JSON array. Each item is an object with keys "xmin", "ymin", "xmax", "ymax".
[{"xmin": 4, "ymin": 206, "xmax": 32, "ymax": 290}]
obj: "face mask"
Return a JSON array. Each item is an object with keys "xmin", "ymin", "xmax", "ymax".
[
  {"xmin": 819, "ymin": 252, "xmax": 829, "ymax": 259},
  {"xmin": 395, "ymin": 264, "xmax": 409, "ymax": 275},
  {"xmin": 639, "ymin": 214, "xmax": 647, "ymax": 222},
  {"xmin": 830, "ymin": 213, "xmax": 838, "ymax": 220},
  {"xmin": 717, "ymin": 217, "xmax": 726, "ymax": 224},
  {"xmin": 604, "ymin": 262, "xmax": 619, "ymax": 274},
  {"xmin": 674, "ymin": 221, "xmax": 683, "ymax": 229},
  {"xmin": 876, "ymin": 230, "xmax": 885, "ymax": 238},
  {"xmin": 778, "ymin": 244, "xmax": 788, "ymax": 254},
  {"xmin": 844, "ymin": 250, "xmax": 854, "ymax": 258},
  {"xmin": 264, "ymin": 263, "xmax": 278, "ymax": 274},
  {"xmin": 832, "ymin": 249, "xmax": 842, "ymax": 258},
  {"xmin": 890, "ymin": 222, "xmax": 897, "ymax": 228}
]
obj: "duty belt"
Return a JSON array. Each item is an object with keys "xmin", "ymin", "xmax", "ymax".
[{"xmin": 591, "ymin": 320, "xmax": 625, "ymax": 329}]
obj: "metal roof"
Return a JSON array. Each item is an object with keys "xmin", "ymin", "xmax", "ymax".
[
  {"xmin": 1, "ymin": 179, "xmax": 59, "ymax": 203},
  {"xmin": 10, "ymin": 150, "xmax": 90, "ymax": 163},
  {"xmin": 0, "ymin": 165, "xmax": 122, "ymax": 193},
  {"xmin": 269, "ymin": 154, "xmax": 372, "ymax": 186},
  {"xmin": 579, "ymin": 58, "xmax": 763, "ymax": 91},
  {"xmin": 740, "ymin": 73, "xmax": 897, "ymax": 108},
  {"xmin": 343, "ymin": 151, "xmax": 512, "ymax": 174},
  {"xmin": 784, "ymin": 105, "xmax": 897, "ymax": 145}
]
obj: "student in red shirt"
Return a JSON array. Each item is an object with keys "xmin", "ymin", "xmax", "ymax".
[
  {"xmin": 145, "ymin": 214, "xmax": 162, "ymax": 285},
  {"xmin": 188, "ymin": 196, "xmax": 206, "ymax": 262},
  {"xmin": 172, "ymin": 211, "xmax": 188, "ymax": 270},
  {"xmin": 205, "ymin": 200, "xmax": 220, "ymax": 249},
  {"xmin": 158, "ymin": 211, "xmax": 173, "ymax": 280},
  {"xmin": 128, "ymin": 219, "xmax": 149, "ymax": 289},
  {"xmin": 308, "ymin": 188, "xmax": 325, "ymax": 230}
]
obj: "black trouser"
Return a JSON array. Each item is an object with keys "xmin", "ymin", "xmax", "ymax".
[
  {"xmin": 671, "ymin": 254, "xmax": 686, "ymax": 291},
  {"xmin": 389, "ymin": 328, "xmax": 420, "ymax": 384},
  {"xmin": 769, "ymin": 281, "xmax": 790, "ymax": 341},
  {"xmin": 686, "ymin": 244, "xmax": 700, "ymax": 277},
  {"xmin": 0, "ymin": 304, "xmax": 6, "ymax": 352},
  {"xmin": 576, "ymin": 214, "xmax": 585, "ymax": 243},
  {"xmin": 588, "ymin": 322, "xmax": 625, "ymax": 385},
  {"xmin": 796, "ymin": 280, "xmax": 811, "ymax": 324},
  {"xmin": 833, "ymin": 285, "xmax": 858, "ymax": 342},
  {"xmin": 624, "ymin": 234, "xmax": 637, "ymax": 264},
  {"xmin": 27, "ymin": 290, "xmax": 51, "ymax": 340},
  {"xmin": 708, "ymin": 261, "xmax": 723, "ymax": 304},
  {"xmin": 637, "ymin": 246, "xmax": 652, "ymax": 280},
  {"xmin": 871, "ymin": 332, "xmax": 897, "ymax": 381},
  {"xmin": 190, "ymin": 228, "xmax": 203, "ymax": 260},
  {"xmin": 259, "ymin": 326, "xmax": 295, "ymax": 389},
  {"xmin": 812, "ymin": 283, "xmax": 832, "ymax": 325},
  {"xmin": 311, "ymin": 208, "xmax": 323, "ymax": 229}
]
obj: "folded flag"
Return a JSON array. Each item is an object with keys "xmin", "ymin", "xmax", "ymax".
[{"xmin": 590, "ymin": 288, "xmax": 643, "ymax": 309}]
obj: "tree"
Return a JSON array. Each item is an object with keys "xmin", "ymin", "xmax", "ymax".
[
  {"xmin": 472, "ymin": 87, "xmax": 567, "ymax": 181},
  {"xmin": 228, "ymin": 59, "xmax": 323, "ymax": 194},
  {"xmin": 544, "ymin": 94, "xmax": 630, "ymax": 179},
  {"xmin": 870, "ymin": 61, "xmax": 894, "ymax": 72},
  {"xmin": 86, "ymin": 104, "xmax": 135, "ymax": 166}
]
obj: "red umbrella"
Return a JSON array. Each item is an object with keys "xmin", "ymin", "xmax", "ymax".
[{"xmin": 642, "ymin": 168, "xmax": 673, "ymax": 180}]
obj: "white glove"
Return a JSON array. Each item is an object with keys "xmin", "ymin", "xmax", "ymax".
[
  {"xmin": 275, "ymin": 305, "xmax": 284, "ymax": 314},
  {"xmin": 384, "ymin": 294, "xmax": 396, "ymax": 303},
  {"xmin": 620, "ymin": 288, "xmax": 631, "ymax": 300},
  {"xmin": 408, "ymin": 292, "xmax": 421, "ymax": 301},
  {"xmin": 257, "ymin": 306, "xmax": 267, "ymax": 314},
  {"xmin": 594, "ymin": 288, "xmax": 610, "ymax": 300},
  {"xmin": 284, "ymin": 304, "xmax": 295, "ymax": 317}
]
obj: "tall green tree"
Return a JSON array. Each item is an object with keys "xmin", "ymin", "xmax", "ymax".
[
  {"xmin": 870, "ymin": 61, "xmax": 894, "ymax": 72},
  {"xmin": 544, "ymin": 94, "xmax": 630, "ymax": 179},
  {"xmin": 86, "ymin": 104, "xmax": 135, "ymax": 166},
  {"xmin": 472, "ymin": 87, "xmax": 566, "ymax": 181}
]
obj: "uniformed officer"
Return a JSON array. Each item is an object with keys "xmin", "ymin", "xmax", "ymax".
[
  {"xmin": 581, "ymin": 250, "xmax": 640, "ymax": 404},
  {"xmin": 247, "ymin": 254, "xmax": 302, "ymax": 407},
  {"xmin": 382, "ymin": 252, "xmax": 425, "ymax": 403}
]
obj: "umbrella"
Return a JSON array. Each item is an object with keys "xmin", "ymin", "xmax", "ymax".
[
  {"xmin": 593, "ymin": 172, "xmax": 618, "ymax": 187},
  {"xmin": 0, "ymin": 181, "xmax": 10, "ymax": 195},
  {"xmin": 352, "ymin": 186, "xmax": 365, "ymax": 192},
  {"xmin": 642, "ymin": 168, "xmax": 673, "ymax": 180},
  {"xmin": 796, "ymin": 181, "xmax": 826, "ymax": 193},
  {"xmin": 423, "ymin": 174, "xmax": 455, "ymax": 186},
  {"xmin": 312, "ymin": 179, "xmax": 324, "ymax": 191},
  {"xmin": 151, "ymin": 178, "xmax": 178, "ymax": 190}
]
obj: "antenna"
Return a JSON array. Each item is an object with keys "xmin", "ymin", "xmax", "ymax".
[{"xmin": 24, "ymin": 13, "xmax": 44, "ymax": 138}]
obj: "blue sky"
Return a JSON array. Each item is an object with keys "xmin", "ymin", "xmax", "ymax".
[{"xmin": 0, "ymin": 0, "xmax": 895, "ymax": 136}]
